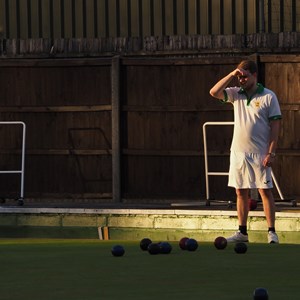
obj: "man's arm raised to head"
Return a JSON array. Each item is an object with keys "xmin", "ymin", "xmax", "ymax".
[{"xmin": 209, "ymin": 68, "xmax": 244, "ymax": 100}]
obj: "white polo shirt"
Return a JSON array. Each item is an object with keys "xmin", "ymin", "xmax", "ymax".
[{"xmin": 224, "ymin": 84, "xmax": 282, "ymax": 154}]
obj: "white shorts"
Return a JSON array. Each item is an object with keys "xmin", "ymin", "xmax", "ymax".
[{"xmin": 228, "ymin": 151, "xmax": 273, "ymax": 189}]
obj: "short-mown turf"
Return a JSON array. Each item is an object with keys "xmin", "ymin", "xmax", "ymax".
[{"xmin": 0, "ymin": 239, "xmax": 299, "ymax": 300}]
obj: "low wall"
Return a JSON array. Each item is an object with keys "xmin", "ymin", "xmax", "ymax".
[{"xmin": 0, "ymin": 207, "xmax": 299, "ymax": 244}]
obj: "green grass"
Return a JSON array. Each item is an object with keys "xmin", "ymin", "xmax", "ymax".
[{"xmin": 0, "ymin": 239, "xmax": 299, "ymax": 300}]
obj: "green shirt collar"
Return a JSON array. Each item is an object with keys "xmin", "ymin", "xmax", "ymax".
[
  {"xmin": 238, "ymin": 83, "xmax": 264, "ymax": 105},
  {"xmin": 238, "ymin": 83, "xmax": 264, "ymax": 95}
]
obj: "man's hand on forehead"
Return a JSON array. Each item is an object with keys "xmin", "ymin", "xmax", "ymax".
[
  {"xmin": 231, "ymin": 68, "xmax": 249, "ymax": 78},
  {"xmin": 237, "ymin": 68, "xmax": 249, "ymax": 77}
]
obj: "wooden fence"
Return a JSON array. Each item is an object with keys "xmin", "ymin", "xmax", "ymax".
[
  {"xmin": 0, "ymin": 53, "xmax": 298, "ymax": 202},
  {"xmin": 0, "ymin": 0, "xmax": 300, "ymax": 39}
]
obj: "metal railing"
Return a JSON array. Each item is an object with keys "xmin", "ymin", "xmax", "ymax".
[
  {"xmin": 0, "ymin": 121, "xmax": 26, "ymax": 205},
  {"xmin": 203, "ymin": 121, "xmax": 234, "ymax": 203},
  {"xmin": 203, "ymin": 121, "xmax": 288, "ymax": 206}
]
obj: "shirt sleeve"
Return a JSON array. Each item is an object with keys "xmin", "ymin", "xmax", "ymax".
[
  {"xmin": 224, "ymin": 87, "xmax": 240, "ymax": 103},
  {"xmin": 268, "ymin": 92, "xmax": 282, "ymax": 120}
]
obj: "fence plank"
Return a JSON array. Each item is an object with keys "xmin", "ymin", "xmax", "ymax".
[
  {"xmin": 1, "ymin": 33, "xmax": 299, "ymax": 58},
  {"xmin": 1, "ymin": 0, "xmax": 300, "ymax": 39}
]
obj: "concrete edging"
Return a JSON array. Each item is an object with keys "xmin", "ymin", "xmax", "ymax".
[{"xmin": 0, "ymin": 207, "xmax": 299, "ymax": 243}]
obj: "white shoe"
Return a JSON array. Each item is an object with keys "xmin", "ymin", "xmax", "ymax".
[
  {"xmin": 268, "ymin": 231, "xmax": 279, "ymax": 244},
  {"xmin": 226, "ymin": 231, "xmax": 249, "ymax": 243}
]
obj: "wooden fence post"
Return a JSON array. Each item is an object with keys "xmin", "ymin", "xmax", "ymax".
[{"xmin": 111, "ymin": 55, "xmax": 121, "ymax": 203}]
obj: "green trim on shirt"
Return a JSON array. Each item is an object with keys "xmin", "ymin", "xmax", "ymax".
[
  {"xmin": 238, "ymin": 83, "xmax": 265, "ymax": 106},
  {"xmin": 219, "ymin": 90, "xmax": 228, "ymax": 104},
  {"xmin": 269, "ymin": 115, "xmax": 282, "ymax": 121}
]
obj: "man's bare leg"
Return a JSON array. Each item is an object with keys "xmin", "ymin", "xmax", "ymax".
[
  {"xmin": 258, "ymin": 188, "xmax": 276, "ymax": 228},
  {"xmin": 226, "ymin": 188, "xmax": 250, "ymax": 242},
  {"xmin": 236, "ymin": 188, "xmax": 250, "ymax": 226}
]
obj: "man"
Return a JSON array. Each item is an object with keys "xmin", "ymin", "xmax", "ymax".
[{"xmin": 209, "ymin": 60, "xmax": 282, "ymax": 243}]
